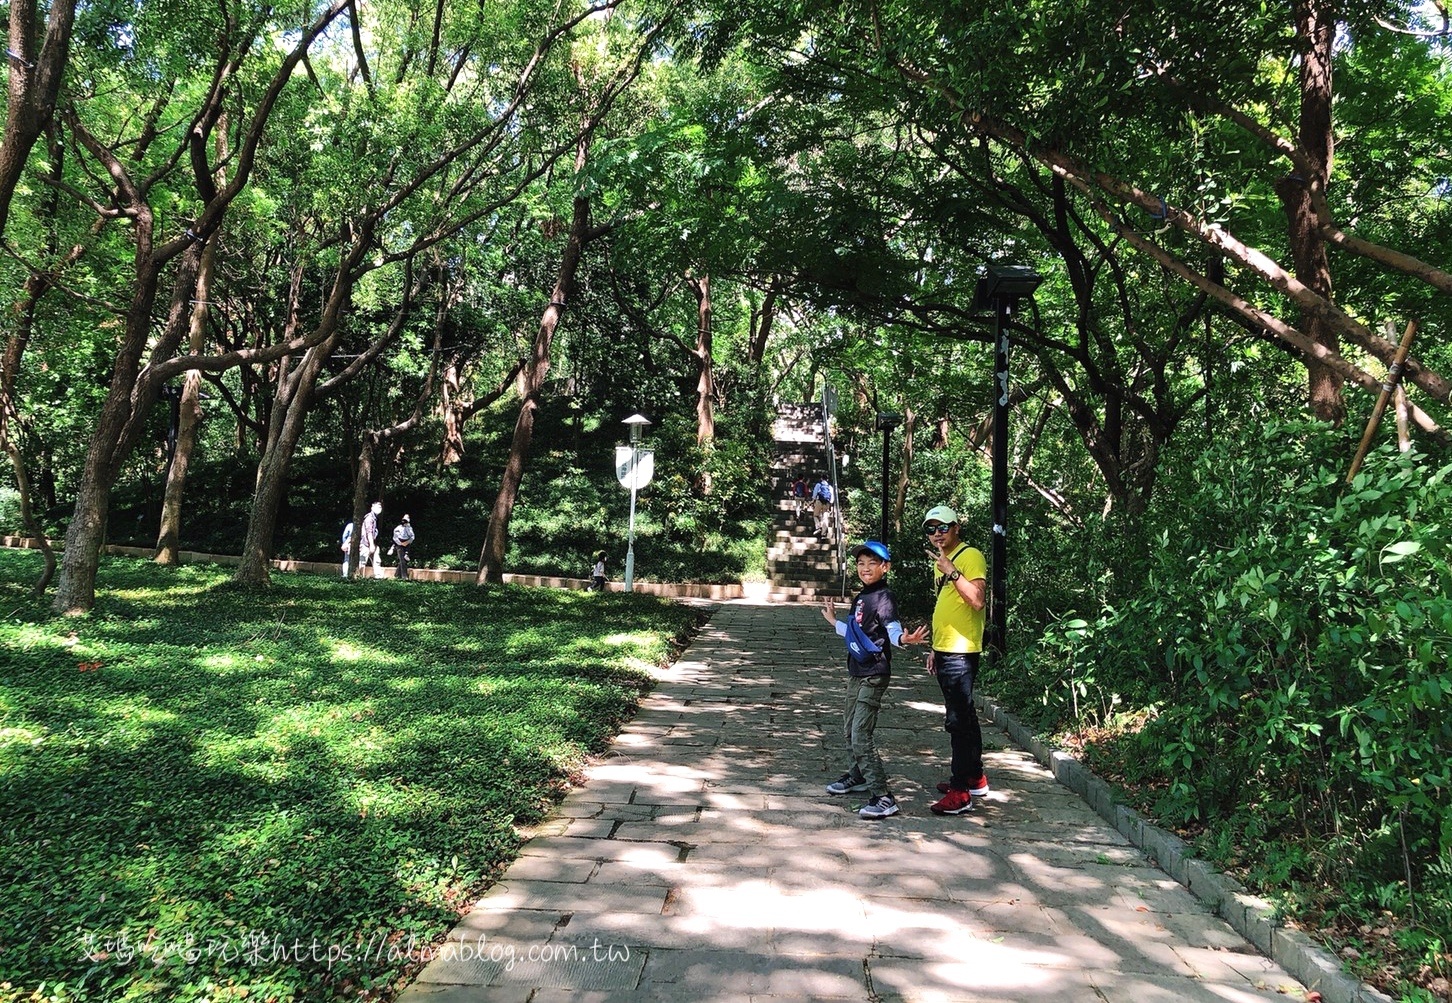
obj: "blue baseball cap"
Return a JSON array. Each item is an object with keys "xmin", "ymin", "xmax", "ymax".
[{"xmin": 850, "ymin": 540, "xmax": 891, "ymax": 562}]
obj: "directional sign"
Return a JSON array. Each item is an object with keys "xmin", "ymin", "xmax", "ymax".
[{"xmin": 615, "ymin": 447, "xmax": 655, "ymax": 490}]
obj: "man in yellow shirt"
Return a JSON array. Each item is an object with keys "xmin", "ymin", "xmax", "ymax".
[{"xmin": 922, "ymin": 505, "xmax": 990, "ymax": 816}]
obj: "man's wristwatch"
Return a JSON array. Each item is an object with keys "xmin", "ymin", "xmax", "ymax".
[{"xmin": 947, "ymin": 571, "xmax": 961, "ymax": 582}]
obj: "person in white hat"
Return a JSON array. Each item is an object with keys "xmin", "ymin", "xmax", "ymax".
[
  {"xmin": 360, "ymin": 501, "xmax": 384, "ymax": 578},
  {"xmin": 391, "ymin": 514, "xmax": 415, "ymax": 579},
  {"xmin": 921, "ymin": 505, "xmax": 990, "ymax": 815}
]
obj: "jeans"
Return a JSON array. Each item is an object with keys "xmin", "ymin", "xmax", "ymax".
[
  {"xmin": 844, "ymin": 674, "xmax": 890, "ymax": 796},
  {"xmin": 934, "ymin": 651, "xmax": 983, "ymax": 788}
]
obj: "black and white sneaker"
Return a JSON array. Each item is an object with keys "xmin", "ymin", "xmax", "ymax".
[
  {"xmin": 857, "ymin": 794, "xmax": 900, "ymax": 819},
  {"xmin": 825, "ymin": 773, "xmax": 869, "ymax": 795}
]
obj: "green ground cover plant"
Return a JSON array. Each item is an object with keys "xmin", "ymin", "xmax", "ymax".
[
  {"xmin": 0, "ymin": 550, "xmax": 704, "ymax": 1002},
  {"xmin": 1003, "ymin": 421, "xmax": 1452, "ymax": 1002}
]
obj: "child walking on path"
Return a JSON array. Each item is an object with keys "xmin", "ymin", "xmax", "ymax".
[
  {"xmin": 820, "ymin": 540, "xmax": 928, "ymax": 819},
  {"xmin": 589, "ymin": 552, "xmax": 607, "ymax": 592}
]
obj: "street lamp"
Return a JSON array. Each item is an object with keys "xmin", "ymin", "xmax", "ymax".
[
  {"xmin": 874, "ymin": 411, "xmax": 904, "ymax": 545},
  {"xmin": 973, "ymin": 263, "xmax": 1043, "ymax": 659},
  {"xmin": 616, "ymin": 413, "xmax": 654, "ymax": 592}
]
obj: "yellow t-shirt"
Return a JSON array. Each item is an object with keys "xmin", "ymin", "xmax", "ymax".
[{"xmin": 931, "ymin": 545, "xmax": 988, "ymax": 653}]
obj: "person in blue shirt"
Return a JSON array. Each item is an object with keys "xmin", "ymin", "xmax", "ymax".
[
  {"xmin": 339, "ymin": 521, "xmax": 354, "ymax": 577},
  {"xmin": 820, "ymin": 540, "xmax": 928, "ymax": 819},
  {"xmin": 810, "ymin": 476, "xmax": 835, "ymax": 536}
]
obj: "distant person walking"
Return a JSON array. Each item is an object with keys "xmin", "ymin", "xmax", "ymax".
[
  {"xmin": 340, "ymin": 521, "xmax": 354, "ymax": 577},
  {"xmin": 360, "ymin": 501, "xmax": 383, "ymax": 579},
  {"xmin": 921, "ymin": 505, "xmax": 991, "ymax": 816},
  {"xmin": 790, "ymin": 475, "xmax": 807, "ymax": 517},
  {"xmin": 810, "ymin": 475, "xmax": 835, "ymax": 537},
  {"xmin": 588, "ymin": 551, "xmax": 607, "ymax": 592},
  {"xmin": 391, "ymin": 515, "xmax": 415, "ymax": 579}
]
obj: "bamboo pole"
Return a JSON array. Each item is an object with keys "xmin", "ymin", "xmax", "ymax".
[
  {"xmin": 1346, "ymin": 319, "xmax": 1419, "ymax": 483},
  {"xmin": 1394, "ymin": 385, "xmax": 1411, "ymax": 452}
]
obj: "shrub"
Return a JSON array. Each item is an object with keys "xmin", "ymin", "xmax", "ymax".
[
  {"xmin": 0, "ymin": 485, "xmax": 20, "ymax": 535},
  {"xmin": 1007, "ymin": 419, "xmax": 1450, "ymax": 941}
]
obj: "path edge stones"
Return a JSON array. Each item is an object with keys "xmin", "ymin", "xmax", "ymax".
[{"xmin": 978, "ymin": 691, "xmax": 1396, "ymax": 1003}]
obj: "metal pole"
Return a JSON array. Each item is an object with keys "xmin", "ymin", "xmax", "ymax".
[
  {"xmin": 880, "ymin": 426, "xmax": 891, "ymax": 544},
  {"xmin": 624, "ymin": 440, "xmax": 638, "ymax": 592},
  {"xmin": 822, "ymin": 382, "xmax": 845, "ymax": 587},
  {"xmin": 989, "ymin": 297, "xmax": 1011, "ymax": 658}
]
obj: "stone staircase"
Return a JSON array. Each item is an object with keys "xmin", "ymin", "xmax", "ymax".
[{"xmin": 763, "ymin": 402, "xmax": 846, "ymax": 602}]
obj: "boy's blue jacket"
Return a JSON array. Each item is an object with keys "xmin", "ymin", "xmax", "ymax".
[{"xmin": 843, "ymin": 580, "xmax": 899, "ymax": 678}]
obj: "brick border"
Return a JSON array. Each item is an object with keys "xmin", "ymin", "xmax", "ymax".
[{"xmin": 977, "ymin": 692, "xmax": 1395, "ymax": 1003}]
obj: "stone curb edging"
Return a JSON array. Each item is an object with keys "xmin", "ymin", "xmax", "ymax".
[
  {"xmin": 0, "ymin": 536, "xmax": 744, "ymax": 600},
  {"xmin": 977, "ymin": 691, "xmax": 1396, "ymax": 1003},
  {"xmin": 1, "ymin": 536, "xmax": 847, "ymax": 603}
]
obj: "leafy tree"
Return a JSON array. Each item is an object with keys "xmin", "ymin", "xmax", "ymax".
[
  {"xmin": 476, "ymin": 3, "xmax": 683, "ymax": 581},
  {"xmin": 43, "ymin": 0, "xmax": 355, "ymax": 612}
]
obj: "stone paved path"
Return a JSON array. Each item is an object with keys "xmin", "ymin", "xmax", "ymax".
[{"xmin": 399, "ymin": 601, "xmax": 1309, "ymax": 1002}]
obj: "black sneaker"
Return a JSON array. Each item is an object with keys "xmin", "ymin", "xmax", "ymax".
[
  {"xmin": 858, "ymin": 794, "xmax": 900, "ymax": 819},
  {"xmin": 825, "ymin": 773, "xmax": 869, "ymax": 795}
]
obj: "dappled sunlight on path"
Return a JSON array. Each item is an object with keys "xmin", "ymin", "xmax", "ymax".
[{"xmin": 400, "ymin": 602, "xmax": 1309, "ymax": 1002}]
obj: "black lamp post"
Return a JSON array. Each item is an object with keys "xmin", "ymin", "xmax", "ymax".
[
  {"xmin": 874, "ymin": 411, "xmax": 904, "ymax": 544},
  {"xmin": 973, "ymin": 263, "xmax": 1043, "ymax": 659}
]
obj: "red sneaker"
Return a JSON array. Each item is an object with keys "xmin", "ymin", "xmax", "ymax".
[
  {"xmin": 929, "ymin": 788, "xmax": 973, "ymax": 815},
  {"xmin": 936, "ymin": 775, "xmax": 990, "ymax": 796}
]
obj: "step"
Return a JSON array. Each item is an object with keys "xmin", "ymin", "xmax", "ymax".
[
  {"xmin": 759, "ymin": 586, "xmax": 849, "ymax": 602},
  {"xmin": 769, "ymin": 535, "xmax": 839, "ymax": 548},
  {"xmin": 767, "ymin": 553, "xmax": 837, "ymax": 567},
  {"xmin": 765, "ymin": 402, "xmax": 847, "ymax": 603}
]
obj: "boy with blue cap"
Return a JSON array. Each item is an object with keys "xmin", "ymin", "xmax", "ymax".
[{"xmin": 820, "ymin": 540, "xmax": 928, "ymax": 818}]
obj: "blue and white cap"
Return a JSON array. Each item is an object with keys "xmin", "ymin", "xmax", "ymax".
[{"xmin": 850, "ymin": 540, "xmax": 891, "ymax": 562}]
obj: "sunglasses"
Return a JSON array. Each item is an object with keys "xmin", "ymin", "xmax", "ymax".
[{"xmin": 925, "ymin": 523, "xmax": 955, "ymax": 535}]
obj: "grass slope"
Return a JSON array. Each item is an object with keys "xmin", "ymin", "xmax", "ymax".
[{"xmin": 0, "ymin": 550, "xmax": 704, "ymax": 1002}]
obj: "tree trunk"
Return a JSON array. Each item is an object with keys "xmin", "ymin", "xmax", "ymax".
[
  {"xmin": 438, "ymin": 357, "xmax": 525, "ymax": 468},
  {"xmin": 477, "ymin": 158, "xmax": 592, "ymax": 584},
  {"xmin": 689, "ymin": 273, "xmax": 715, "ymax": 446},
  {"xmin": 1, "ymin": 273, "xmax": 57, "ymax": 593},
  {"xmin": 439, "ymin": 362, "xmax": 466, "ymax": 466},
  {"xmin": 234, "ymin": 237, "xmax": 447, "ymax": 585},
  {"xmin": 346, "ymin": 434, "xmax": 378, "ymax": 579},
  {"xmin": 687, "ymin": 272, "xmax": 715, "ymax": 494},
  {"xmin": 748, "ymin": 277, "xmax": 780, "ymax": 364},
  {"xmin": 235, "ymin": 354, "xmax": 322, "ymax": 584},
  {"xmin": 893, "ymin": 408, "xmax": 914, "ymax": 535},
  {"xmin": 931, "ymin": 416, "xmax": 951, "ymax": 450},
  {"xmin": 53, "ymin": 230, "xmax": 204, "ymax": 613},
  {"xmin": 0, "ymin": 0, "xmax": 77, "ymax": 238},
  {"xmin": 233, "ymin": 267, "xmax": 360, "ymax": 583},
  {"xmin": 1, "ymin": 156, "xmax": 80, "ymax": 595},
  {"xmin": 154, "ymin": 233, "xmax": 218, "ymax": 563},
  {"xmin": 1278, "ymin": 0, "xmax": 1343, "ymax": 424}
]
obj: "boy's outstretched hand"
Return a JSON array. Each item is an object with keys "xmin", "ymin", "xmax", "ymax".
[
  {"xmin": 821, "ymin": 597, "xmax": 837, "ymax": 624},
  {"xmin": 901, "ymin": 624, "xmax": 930, "ymax": 646}
]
